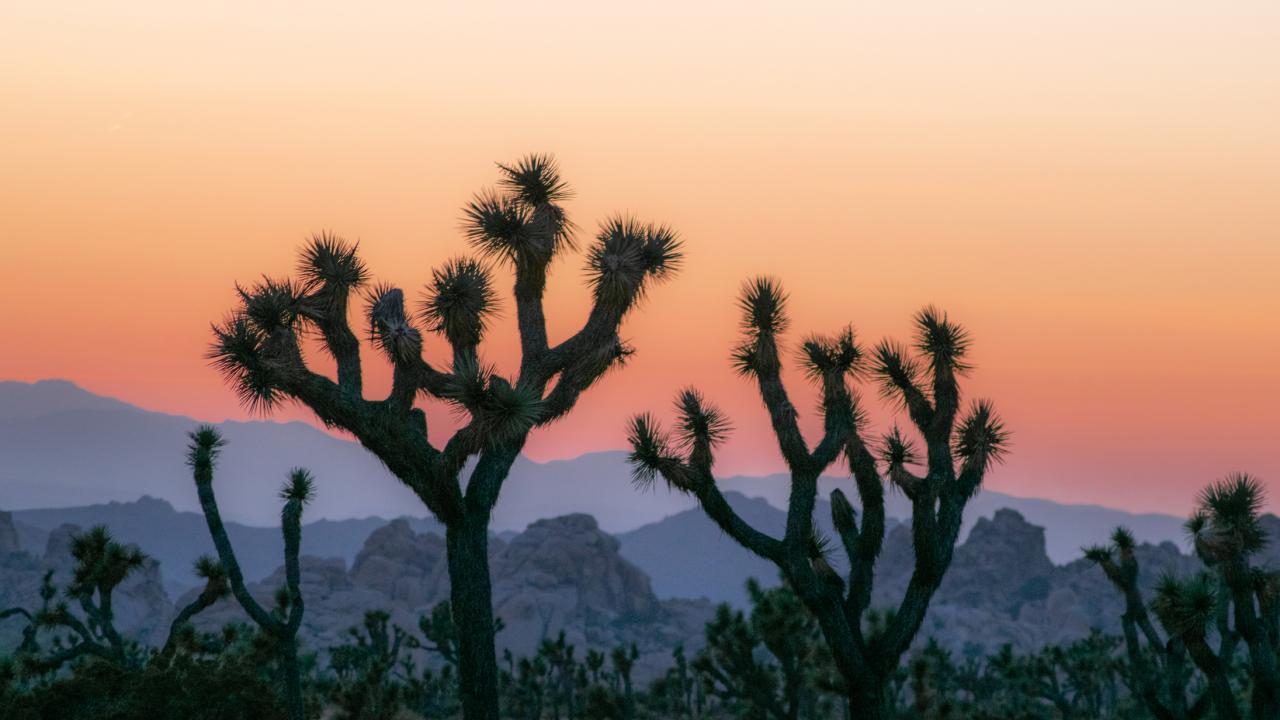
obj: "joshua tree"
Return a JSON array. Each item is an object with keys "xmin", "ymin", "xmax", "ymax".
[
  {"xmin": 1089, "ymin": 474, "xmax": 1279, "ymax": 720},
  {"xmin": 187, "ymin": 426, "xmax": 312, "ymax": 720},
  {"xmin": 693, "ymin": 579, "xmax": 830, "ymax": 720},
  {"xmin": 626, "ymin": 279, "xmax": 1007, "ymax": 718},
  {"xmin": 0, "ymin": 526, "xmax": 227, "ymax": 677},
  {"xmin": 207, "ymin": 154, "xmax": 681, "ymax": 720}
]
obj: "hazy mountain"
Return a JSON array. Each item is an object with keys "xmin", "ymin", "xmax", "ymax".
[
  {"xmin": 1, "ymin": 379, "xmax": 1189, "ymax": 566},
  {"xmin": 10, "ymin": 496, "xmax": 441, "ymax": 596}
]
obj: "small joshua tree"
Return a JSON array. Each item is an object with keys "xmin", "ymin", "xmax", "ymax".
[
  {"xmin": 0, "ymin": 527, "xmax": 227, "ymax": 677},
  {"xmin": 187, "ymin": 426, "xmax": 312, "ymax": 720},
  {"xmin": 207, "ymin": 154, "xmax": 681, "ymax": 720},
  {"xmin": 627, "ymin": 278, "xmax": 1007, "ymax": 719},
  {"xmin": 1089, "ymin": 474, "xmax": 1280, "ymax": 720}
]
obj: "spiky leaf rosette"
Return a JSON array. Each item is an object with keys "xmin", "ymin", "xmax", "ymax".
[
  {"xmin": 236, "ymin": 276, "xmax": 302, "ymax": 335},
  {"xmin": 870, "ymin": 340, "xmax": 925, "ymax": 405},
  {"xmin": 585, "ymin": 217, "xmax": 683, "ymax": 313},
  {"xmin": 673, "ymin": 388, "xmax": 731, "ymax": 453},
  {"xmin": 440, "ymin": 360, "xmax": 542, "ymax": 443},
  {"xmin": 626, "ymin": 413, "xmax": 693, "ymax": 491},
  {"xmin": 297, "ymin": 232, "xmax": 368, "ymax": 296},
  {"xmin": 1151, "ymin": 573, "xmax": 1217, "ymax": 638},
  {"xmin": 365, "ymin": 284, "xmax": 422, "ymax": 362},
  {"xmin": 798, "ymin": 326, "xmax": 863, "ymax": 382},
  {"xmin": 913, "ymin": 305, "xmax": 972, "ymax": 374},
  {"xmin": 1197, "ymin": 473, "xmax": 1267, "ymax": 557},
  {"xmin": 193, "ymin": 555, "xmax": 226, "ymax": 583},
  {"xmin": 209, "ymin": 313, "xmax": 284, "ymax": 412},
  {"xmin": 463, "ymin": 190, "xmax": 533, "ymax": 261},
  {"xmin": 498, "ymin": 153, "xmax": 571, "ymax": 206},
  {"xmin": 186, "ymin": 425, "xmax": 227, "ymax": 476},
  {"xmin": 69, "ymin": 526, "xmax": 147, "ymax": 595},
  {"xmin": 420, "ymin": 257, "xmax": 497, "ymax": 348},
  {"xmin": 280, "ymin": 468, "xmax": 316, "ymax": 505},
  {"xmin": 953, "ymin": 400, "xmax": 1009, "ymax": 472},
  {"xmin": 879, "ymin": 426, "xmax": 919, "ymax": 468},
  {"xmin": 731, "ymin": 277, "xmax": 789, "ymax": 377}
]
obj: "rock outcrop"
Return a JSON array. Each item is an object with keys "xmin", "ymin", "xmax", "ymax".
[
  {"xmin": 871, "ymin": 509, "xmax": 1203, "ymax": 654},
  {"xmin": 188, "ymin": 513, "xmax": 713, "ymax": 679},
  {"xmin": 0, "ymin": 523, "xmax": 174, "ymax": 652}
]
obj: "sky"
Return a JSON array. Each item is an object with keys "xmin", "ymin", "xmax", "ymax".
[{"xmin": 1, "ymin": 1, "xmax": 1278, "ymax": 517}]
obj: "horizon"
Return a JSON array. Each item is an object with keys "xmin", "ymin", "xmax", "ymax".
[{"xmin": 0, "ymin": 376, "xmax": 1241, "ymax": 529}]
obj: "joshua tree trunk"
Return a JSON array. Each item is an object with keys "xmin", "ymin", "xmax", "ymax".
[
  {"xmin": 628, "ymin": 282, "xmax": 1008, "ymax": 717},
  {"xmin": 208, "ymin": 155, "xmax": 683, "ymax": 718},
  {"xmin": 187, "ymin": 427, "xmax": 314, "ymax": 720},
  {"xmin": 448, "ymin": 512, "xmax": 501, "ymax": 720}
]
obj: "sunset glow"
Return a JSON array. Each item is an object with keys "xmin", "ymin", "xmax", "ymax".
[{"xmin": 2, "ymin": 1, "xmax": 1278, "ymax": 516}]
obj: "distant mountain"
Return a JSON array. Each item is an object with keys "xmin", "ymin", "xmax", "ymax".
[
  {"xmin": 1, "ymin": 379, "xmax": 1189, "ymax": 565},
  {"xmin": 10, "ymin": 496, "xmax": 441, "ymax": 596}
]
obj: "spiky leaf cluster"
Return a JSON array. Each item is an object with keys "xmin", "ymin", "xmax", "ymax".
[
  {"xmin": 420, "ymin": 257, "xmax": 497, "ymax": 348},
  {"xmin": 441, "ymin": 361, "xmax": 543, "ymax": 444},
  {"xmin": 585, "ymin": 217, "xmax": 683, "ymax": 312},
  {"xmin": 870, "ymin": 340, "xmax": 924, "ymax": 404},
  {"xmin": 297, "ymin": 232, "xmax": 368, "ymax": 297},
  {"xmin": 879, "ymin": 426, "xmax": 919, "ymax": 468},
  {"xmin": 953, "ymin": 400, "xmax": 1009, "ymax": 471},
  {"xmin": 365, "ymin": 285, "xmax": 422, "ymax": 362},
  {"xmin": 732, "ymin": 277, "xmax": 789, "ymax": 377},
  {"xmin": 798, "ymin": 326, "xmax": 863, "ymax": 382},
  {"xmin": 673, "ymin": 388, "xmax": 731, "ymax": 453},
  {"xmin": 913, "ymin": 305, "xmax": 972, "ymax": 373},
  {"xmin": 1151, "ymin": 573, "xmax": 1218, "ymax": 638},
  {"xmin": 626, "ymin": 413, "xmax": 691, "ymax": 491},
  {"xmin": 68, "ymin": 526, "xmax": 147, "ymax": 597},
  {"xmin": 209, "ymin": 313, "xmax": 284, "ymax": 412},
  {"xmin": 1195, "ymin": 473, "xmax": 1267, "ymax": 559},
  {"xmin": 464, "ymin": 154, "xmax": 575, "ymax": 267},
  {"xmin": 279, "ymin": 468, "xmax": 316, "ymax": 505},
  {"xmin": 186, "ymin": 425, "xmax": 227, "ymax": 475}
]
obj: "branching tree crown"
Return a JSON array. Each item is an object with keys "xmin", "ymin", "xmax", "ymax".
[{"xmin": 627, "ymin": 278, "xmax": 1007, "ymax": 717}]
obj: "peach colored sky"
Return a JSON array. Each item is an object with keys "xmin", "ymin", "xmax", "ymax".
[{"xmin": 2, "ymin": 2, "xmax": 1278, "ymax": 516}]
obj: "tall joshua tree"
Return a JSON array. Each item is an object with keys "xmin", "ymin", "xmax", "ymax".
[
  {"xmin": 187, "ymin": 426, "xmax": 312, "ymax": 720},
  {"xmin": 207, "ymin": 154, "xmax": 682, "ymax": 720},
  {"xmin": 1089, "ymin": 474, "xmax": 1280, "ymax": 720},
  {"xmin": 626, "ymin": 278, "xmax": 1007, "ymax": 718}
]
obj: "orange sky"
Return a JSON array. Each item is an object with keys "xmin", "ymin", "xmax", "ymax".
[{"xmin": 2, "ymin": 1, "xmax": 1278, "ymax": 516}]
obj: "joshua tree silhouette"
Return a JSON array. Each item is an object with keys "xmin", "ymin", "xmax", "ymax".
[
  {"xmin": 187, "ymin": 426, "xmax": 312, "ymax": 720},
  {"xmin": 1089, "ymin": 474, "xmax": 1280, "ymax": 720},
  {"xmin": 626, "ymin": 278, "xmax": 1007, "ymax": 719},
  {"xmin": 207, "ymin": 154, "xmax": 681, "ymax": 719}
]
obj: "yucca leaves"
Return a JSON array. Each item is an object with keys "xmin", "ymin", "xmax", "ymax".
[
  {"xmin": 953, "ymin": 400, "xmax": 1009, "ymax": 471},
  {"xmin": 585, "ymin": 216, "xmax": 684, "ymax": 313},
  {"xmin": 365, "ymin": 284, "xmax": 422, "ymax": 362},
  {"xmin": 913, "ymin": 305, "xmax": 972, "ymax": 374},
  {"xmin": 279, "ymin": 468, "xmax": 316, "ymax": 505},
  {"xmin": 1196, "ymin": 473, "xmax": 1267, "ymax": 558},
  {"xmin": 297, "ymin": 232, "xmax": 368, "ymax": 296},
  {"xmin": 1151, "ymin": 573, "xmax": 1218, "ymax": 638},
  {"xmin": 798, "ymin": 326, "xmax": 864, "ymax": 382},
  {"xmin": 497, "ymin": 153, "xmax": 572, "ymax": 207},
  {"xmin": 420, "ymin": 257, "xmax": 497, "ymax": 349},
  {"xmin": 870, "ymin": 340, "xmax": 925, "ymax": 405},
  {"xmin": 673, "ymin": 388, "xmax": 732, "ymax": 453},
  {"xmin": 186, "ymin": 425, "xmax": 227, "ymax": 473}
]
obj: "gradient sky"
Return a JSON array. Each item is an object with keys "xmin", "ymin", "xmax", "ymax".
[{"xmin": 2, "ymin": 1, "xmax": 1278, "ymax": 516}]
